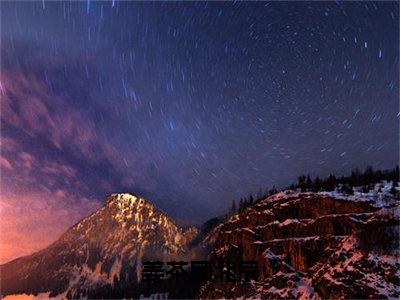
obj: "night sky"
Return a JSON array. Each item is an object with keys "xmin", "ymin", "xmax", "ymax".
[{"xmin": 0, "ymin": 1, "xmax": 398, "ymax": 263}]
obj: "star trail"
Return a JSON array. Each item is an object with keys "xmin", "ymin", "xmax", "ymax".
[{"xmin": 0, "ymin": 1, "xmax": 398, "ymax": 263}]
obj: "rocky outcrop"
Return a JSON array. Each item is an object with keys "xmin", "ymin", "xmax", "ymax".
[{"xmin": 200, "ymin": 191, "xmax": 400, "ymax": 299}]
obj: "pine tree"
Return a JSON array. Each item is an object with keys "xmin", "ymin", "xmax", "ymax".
[
  {"xmin": 365, "ymin": 166, "xmax": 374, "ymax": 183},
  {"xmin": 342, "ymin": 184, "xmax": 354, "ymax": 195},
  {"xmin": 248, "ymin": 193, "xmax": 254, "ymax": 204},
  {"xmin": 249, "ymin": 195, "xmax": 254, "ymax": 205},
  {"xmin": 313, "ymin": 176, "xmax": 321, "ymax": 192},
  {"xmin": 269, "ymin": 185, "xmax": 277, "ymax": 195},
  {"xmin": 239, "ymin": 198, "xmax": 244, "ymax": 212},
  {"xmin": 298, "ymin": 175, "xmax": 306, "ymax": 191},
  {"xmin": 390, "ymin": 181, "xmax": 399, "ymax": 198},
  {"xmin": 231, "ymin": 200, "xmax": 237, "ymax": 214},
  {"xmin": 306, "ymin": 175, "xmax": 312, "ymax": 190}
]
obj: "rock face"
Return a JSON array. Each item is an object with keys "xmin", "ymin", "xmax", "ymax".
[
  {"xmin": 200, "ymin": 191, "xmax": 400, "ymax": 299},
  {"xmin": 0, "ymin": 193, "xmax": 197, "ymax": 298}
]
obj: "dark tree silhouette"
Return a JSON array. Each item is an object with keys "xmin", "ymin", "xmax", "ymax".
[
  {"xmin": 227, "ymin": 165, "xmax": 399, "ymax": 216},
  {"xmin": 231, "ymin": 200, "xmax": 236, "ymax": 214}
]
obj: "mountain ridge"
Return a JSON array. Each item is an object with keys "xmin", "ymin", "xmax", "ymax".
[
  {"xmin": 0, "ymin": 193, "xmax": 198, "ymax": 298},
  {"xmin": 1, "ymin": 185, "xmax": 399, "ymax": 299}
]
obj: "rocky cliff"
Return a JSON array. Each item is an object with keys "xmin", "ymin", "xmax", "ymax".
[{"xmin": 200, "ymin": 191, "xmax": 400, "ymax": 299}]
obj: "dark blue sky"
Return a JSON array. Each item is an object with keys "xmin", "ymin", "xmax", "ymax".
[{"xmin": 1, "ymin": 0, "xmax": 398, "ymax": 238}]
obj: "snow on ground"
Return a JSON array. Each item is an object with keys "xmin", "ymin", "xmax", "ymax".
[
  {"xmin": 256, "ymin": 181, "xmax": 398, "ymax": 208},
  {"xmin": 280, "ymin": 218, "xmax": 300, "ymax": 226},
  {"xmin": 320, "ymin": 180, "xmax": 399, "ymax": 207}
]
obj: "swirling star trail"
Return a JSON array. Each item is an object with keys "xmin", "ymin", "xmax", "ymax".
[{"xmin": 0, "ymin": 1, "xmax": 398, "ymax": 263}]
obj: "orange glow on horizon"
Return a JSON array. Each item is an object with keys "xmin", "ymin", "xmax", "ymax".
[{"xmin": 0, "ymin": 192, "xmax": 99, "ymax": 264}]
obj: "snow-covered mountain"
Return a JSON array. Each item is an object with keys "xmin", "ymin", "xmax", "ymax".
[{"xmin": 1, "ymin": 193, "xmax": 197, "ymax": 298}]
